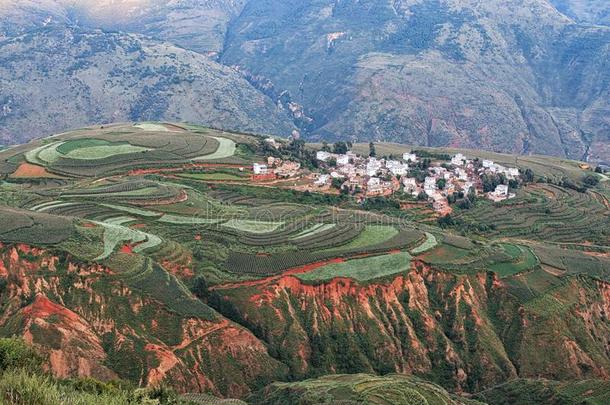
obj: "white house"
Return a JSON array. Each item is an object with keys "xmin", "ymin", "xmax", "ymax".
[
  {"xmin": 494, "ymin": 184, "xmax": 509, "ymax": 196},
  {"xmin": 336, "ymin": 154, "xmax": 350, "ymax": 166},
  {"xmin": 451, "ymin": 153, "xmax": 466, "ymax": 166},
  {"xmin": 403, "ymin": 152, "xmax": 418, "ymax": 163},
  {"xmin": 315, "ymin": 174, "xmax": 330, "ymax": 186},
  {"xmin": 463, "ymin": 182, "xmax": 475, "ymax": 194},
  {"xmin": 431, "ymin": 167, "xmax": 445, "ymax": 176},
  {"xmin": 424, "ymin": 176, "xmax": 437, "ymax": 193},
  {"xmin": 316, "ymin": 151, "xmax": 333, "ymax": 162},
  {"xmin": 508, "ymin": 168, "xmax": 520, "ymax": 178},
  {"xmin": 402, "ymin": 177, "xmax": 417, "ymax": 193},
  {"xmin": 386, "ymin": 160, "xmax": 408, "ymax": 176},
  {"xmin": 264, "ymin": 138, "xmax": 280, "ymax": 149},
  {"xmin": 482, "ymin": 159, "xmax": 494, "ymax": 168},
  {"xmin": 366, "ymin": 158, "xmax": 381, "ymax": 176},
  {"xmin": 455, "ymin": 168, "xmax": 468, "ymax": 181},
  {"xmin": 253, "ymin": 163, "xmax": 268, "ymax": 175},
  {"xmin": 367, "ymin": 177, "xmax": 381, "ymax": 187}
]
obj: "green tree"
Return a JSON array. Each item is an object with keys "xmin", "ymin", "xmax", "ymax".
[
  {"xmin": 583, "ymin": 174, "xmax": 600, "ymax": 187},
  {"xmin": 332, "ymin": 141, "xmax": 348, "ymax": 154},
  {"xmin": 438, "ymin": 214, "xmax": 456, "ymax": 228},
  {"xmin": 191, "ymin": 276, "xmax": 209, "ymax": 300},
  {"xmin": 369, "ymin": 142, "xmax": 376, "ymax": 157},
  {"xmin": 331, "ymin": 177, "xmax": 344, "ymax": 190},
  {"xmin": 436, "ymin": 178, "xmax": 446, "ymax": 190},
  {"xmin": 0, "ymin": 338, "xmax": 44, "ymax": 372},
  {"xmin": 522, "ymin": 168, "xmax": 534, "ymax": 183}
]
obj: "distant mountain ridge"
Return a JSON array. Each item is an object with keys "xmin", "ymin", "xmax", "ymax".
[
  {"xmin": 0, "ymin": 25, "xmax": 294, "ymax": 145},
  {"xmin": 220, "ymin": 0, "xmax": 610, "ymax": 163},
  {"xmin": 549, "ymin": 0, "xmax": 610, "ymax": 26},
  {"xmin": 0, "ymin": 0, "xmax": 608, "ymax": 163}
]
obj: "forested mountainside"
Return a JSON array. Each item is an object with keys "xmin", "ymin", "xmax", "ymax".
[
  {"xmin": 0, "ymin": 0, "xmax": 609, "ymax": 163},
  {"xmin": 0, "ymin": 123, "xmax": 608, "ymax": 403}
]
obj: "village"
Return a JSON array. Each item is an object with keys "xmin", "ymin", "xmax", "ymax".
[{"xmin": 251, "ymin": 138, "xmax": 521, "ymax": 215}]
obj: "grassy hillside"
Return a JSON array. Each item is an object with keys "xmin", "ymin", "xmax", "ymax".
[
  {"xmin": 248, "ymin": 373, "xmax": 483, "ymax": 405},
  {"xmin": 0, "ymin": 123, "xmax": 608, "ymax": 401},
  {"xmin": 475, "ymin": 378, "xmax": 610, "ymax": 405}
]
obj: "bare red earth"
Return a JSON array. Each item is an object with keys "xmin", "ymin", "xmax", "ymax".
[{"xmin": 119, "ymin": 245, "xmax": 133, "ymax": 254}]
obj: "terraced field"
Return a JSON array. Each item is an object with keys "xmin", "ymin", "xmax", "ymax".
[
  {"xmin": 224, "ymin": 225, "xmax": 425, "ymax": 276},
  {"xmin": 296, "ymin": 251, "xmax": 413, "ymax": 282},
  {"xmin": 93, "ymin": 218, "xmax": 163, "ymax": 260},
  {"xmin": 0, "ymin": 206, "xmax": 74, "ymax": 244},
  {"xmin": 488, "ymin": 244, "xmax": 539, "ymax": 277},
  {"xmin": 250, "ymin": 373, "xmax": 481, "ymax": 405},
  {"xmin": 454, "ymin": 183, "xmax": 610, "ymax": 245},
  {"xmin": 0, "ymin": 123, "xmax": 240, "ymax": 177},
  {"xmin": 0, "ymin": 123, "xmax": 609, "ymax": 402},
  {"xmin": 192, "ymin": 137, "xmax": 237, "ymax": 161}
]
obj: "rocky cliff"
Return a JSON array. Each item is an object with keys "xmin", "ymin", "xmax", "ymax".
[
  {"xmin": 212, "ymin": 261, "xmax": 610, "ymax": 393},
  {"xmin": 0, "ymin": 243, "xmax": 287, "ymax": 397}
]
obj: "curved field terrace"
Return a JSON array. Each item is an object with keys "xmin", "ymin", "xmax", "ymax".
[{"xmin": 0, "ymin": 122, "xmax": 608, "ymax": 401}]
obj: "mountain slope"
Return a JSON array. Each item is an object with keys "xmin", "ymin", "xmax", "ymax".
[
  {"xmin": 213, "ymin": 265, "xmax": 610, "ymax": 392},
  {"xmin": 0, "ymin": 25, "xmax": 294, "ymax": 145},
  {"xmin": 220, "ymin": 0, "xmax": 610, "ymax": 162},
  {"xmin": 0, "ymin": 1, "xmax": 246, "ymax": 50},
  {"xmin": 0, "ymin": 123, "xmax": 608, "ymax": 401},
  {"xmin": 0, "ymin": 241, "xmax": 288, "ymax": 397},
  {"xmin": 249, "ymin": 373, "xmax": 483, "ymax": 405},
  {"xmin": 0, "ymin": 0, "xmax": 608, "ymax": 162},
  {"xmin": 549, "ymin": 0, "xmax": 610, "ymax": 26}
]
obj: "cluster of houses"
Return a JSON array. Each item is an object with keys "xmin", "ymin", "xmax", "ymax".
[
  {"xmin": 312, "ymin": 150, "xmax": 520, "ymax": 214},
  {"xmin": 252, "ymin": 156, "xmax": 301, "ymax": 181},
  {"xmin": 250, "ymin": 141, "xmax": 521, "ymax": 214}
]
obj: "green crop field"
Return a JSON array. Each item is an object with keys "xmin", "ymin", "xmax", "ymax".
[
  {"xmin": 489, "ymin": 244, "xmax": 539, "ymax": 277},
  {"xmin": 421, "ymin": 244, "xmax": 471, "ymax": 264},
  {"xmin": 327, "ymin": 225, "xmax": 399, "ymax": 251},
  {"xmin": 192, "ymin": 137, "xmax": 237, "ymax": 161},
  {"xmin": 178, "ymin": 172, "xmax": 246, "ymax": 181},
  {"xmin": 296, "ymin": 252, "xmax": 413, "ymax": 282},
  {"xmin": 410, "ymin": 232, "xmax": 438, "ymax": 254},
  {"xmin": 222, "ymin": 219, "xmax": 284, "ymax": 234},
  {"xmin": 134, "ymin": 123, "xmax": 172, "ymax": 132},
  {"xmin": 158, "ymin": 214, "xmax": 222, "ymax": 225},
  {"xmin": 63, "ymin": 142, "xmax": 151, "ymax": 160},
  {"xmin": 93, "ymin": 218, "xmax": 162, "ymax": 260},
  {"xmin": 291, "ymin": 223, "xmax": 337, "ymax": 240},
  {"xmin": 0, "ymin": 206, "xmax": 73, "ymax": 245}
]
